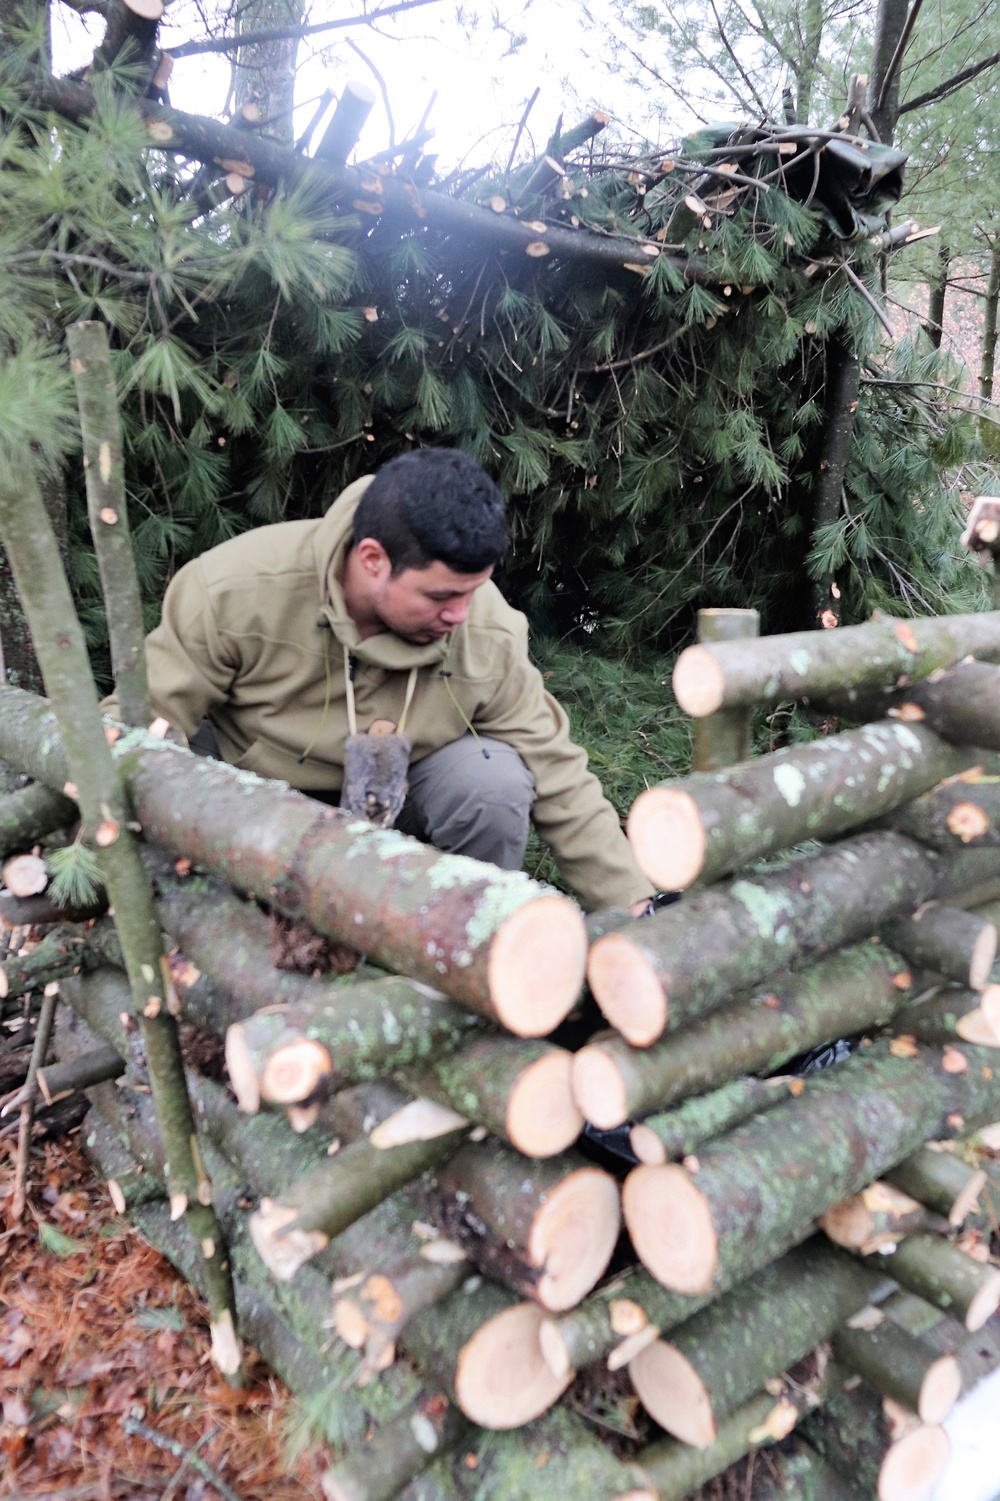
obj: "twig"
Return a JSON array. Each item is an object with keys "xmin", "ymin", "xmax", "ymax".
[
  {"xmin": 159, "ymin": 1425, "xmax": 219, "ymax": 1501},
  {"xmin": 10, "ymin": 988, "xmax": 57, "ymax": 1222},
  {"xmin": 165, "ymin": 0, "xmax": 443, "ymax": 58},
  {"xmin": 122, "ymin": 1417, "xmax": 243, "ymax": 1501},
  {"xmin": 839, "ymin": 261, "xmax": 895, "ymax": 337},
  {"xmin": 505, "ymin": 86, "xmax": 540, "ymax": 181},
  {"xmin": 345, "ymin": 38, "xmax": 394, "ymax": 152}
]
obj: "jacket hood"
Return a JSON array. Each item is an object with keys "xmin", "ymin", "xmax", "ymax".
[{"xmin": 314, "ymin": 476, "xmax": 453, "ymax": 671}]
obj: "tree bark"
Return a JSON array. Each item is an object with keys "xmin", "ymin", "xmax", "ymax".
[
  {"xmin": 691, "ymin": 608, "xmax": 760, "ymax": 772},
  {"xmin": 628, "ymin": 1240, "xmax": 889, "ymax": 1445},
  {"xmin": 0, "ymin": 780, "xmax": 76, "ymax": 859},
  {"xmin": 572, "ymin": 943, "xmax": 911, "ymax": 1129},
  {"xmin": 233, "ymin": 0, "xmax": 299, "ymax": 148},
  {"xmin": 882, "ymin": 905, "xmax": 998, "ymax": 991},
  {"xmin": 621, "ymin": 1038, "xmax": 1000, "ymax": 1297},
  {"xmin": 0, "ymin": 687, "xmax": 587, "ymax": 1036},
  {"xmin": 67, "ymin": 321, "xmax": 150, "ymax": 727},
  {"xmin": 819, "ymin": 1182, "xmax": 948, "ymax": 1254},
  {"xmin": 35, "ymin": 1041, "xmax": 125, "ymax": 1101},
  {"xmin": 831, "ymin": 1316, "xmax": 961, "ymax": 1424},
  {"xmin": 829, "ymin": 660, "xmax": 1000, "ymax": 751},
  {"xmin": 892, "ymin": 985, "xmax": 1000, "ymax": 1048},
  {"xmin": 800, "ymin": 1362, "xmax": 950, "ymax": 1501},
  {"xmin": 431, "ymin": 1143, "xmax": 620, "ymax": 1312},
  {"xmin": 980, "ymin": 240, "xmax": 999, "ymax": 405},
  {"xmin": 888, "ymin": 774, "xmax": 1000, "ymax": 852},
  {"xmin": 630, "ymin": 1076, "xmax": 793, "ymax": 1165},
  {"xmin": 868, "ymin": 0, "xmax": 911, "ymax": 143},
  {"xmin": 0, "ymin": 467, "xmax": 241, "ymax": 1377},
  {"xmin": 628, "ymin": 720, "xmax": 974, "ymax": 891},
  {"xmin": 882, "ymin": 1232, "xmax": 1000, "ymax": 1333},
  {"xmin": 0, "ymin": 886, "xmax": 107, "ymax": 927},
  {"xmin": 810, "ymin": 337, "xmax": 859, "ymax": 629},
  {"xmin": 0, "ymin": 924, "xmax": 89, "ymax": 999},
  {"xmin": 672, "ymin": 610, "xmax": 1000, "ymax": 719},
  {"xmin": 923, "ymin": 246, "xmax": 950, "ymax": 349},
  {"xmin": 319, "ymin": 1394, "xmax": 469, "ymax": 1501},
  {"xmin": 587, "ymin": 832, "xmax": 943, "ymax": 1046},
  {"xmin": 885, "ymin": 1146, "xmax": 987, "ymax": 1225}
]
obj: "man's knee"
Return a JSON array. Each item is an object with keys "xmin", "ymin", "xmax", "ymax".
[{"xmin": 403, "ymin": 736, "xmax": 534, "ymax": 868}]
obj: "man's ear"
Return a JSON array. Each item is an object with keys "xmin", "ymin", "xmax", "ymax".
[{"xmin": 354, "ymin": 537, "xmax": 391, "ymax": 576}]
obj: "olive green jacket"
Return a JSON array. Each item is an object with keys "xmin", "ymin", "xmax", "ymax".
[{"xmin": 133, "ymin": 477, "xmax": 653, "ymax": 911}]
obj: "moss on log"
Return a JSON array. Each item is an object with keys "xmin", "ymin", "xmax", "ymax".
[
  {"xmin": 572, "ymin": 944, "xmax": 909, "ymax": 1128},
  {"xmin": 587, "ymin": 833, "xmax": 941, "ymax": 1045},
  {"xmin": 672, "ymin": 610, "xmax": 1000, "ymax": 718},
  {"xmin": 621, "ymin": 1039, "xmax": 1000, "ymax": 1297},
  {"xmin": 628, "ymin": 721, "xmax": 972, "ymax": 891},
  {"xmin": 431, "ymin": 1143, "xmax": 620, "ymax": 1311},
  {"xmin": 0, "ymin": 687, "xmax": 587, "ymax": 1035},
  {"xmin": 630, "ymin": 1076, "xmax": 792, "ymax": 1164},
  {"xmin": 0, "ymin": 780, "xmax": 76, "ymax": 859},
  {"xmin": 628, "ymin": 1239, "xmax": 889, "ymax": 1445}
]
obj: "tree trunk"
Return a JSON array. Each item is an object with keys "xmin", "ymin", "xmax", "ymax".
[
  {"xmin": 587, "ymin": 832, "xmax": 942, "ymax": 1046},
  {"xmin": 691, "ymin": 608, "xmax": 759, "ymax": 772},
  {"xmin": 923, "ymin": 246, "xmax": 950, "ymax": 349},
  {"xmin": 629, "ymin": 1076, "xmax": 792, "ymax": 1166},
  {"xmin": 431, "ymin": 1143, "xmax": 620, "ymax": 1312},
  {"xmin": 629, "ymin": 1240, "xmax": 889, "ymax": 1445},
  {"xmin": 572, "ymin": 943, "xmax": 910, "ymax": 1128},
  {"xmin": 883, "ymin": 905, "xmax": 998, "ymax": 991},
  {"xmin": 672, "ymin": 610, "xmax": 1000, "ymax": 719},
  {"xmin": 628, "ymin": 720, "xmax": 974, "ymax": 891},
  {"xmin": 0, "ymin": 687, "xmax": 587, "ymax": 1036},
  {"xmin": 980, "ymin": 240, "xmax": 999, "ymax": 404},
  {"xmin": 809, "ymin": 337, "xmax": 859, "ymax": 629},
  {"xmin": 234, "ymin": 0, "xmax": 300, "ymax": 148},
  {"xmin": 621, "ymin": 1038, "xmax": 1000, "ymax": 1297},
  {"xmin": 868, "ymin": 0, "xmax": 912, "ymax": 144},
  {"xmin": 830, "ymin": 660, "xmax": 1000, "ymax": 751}
]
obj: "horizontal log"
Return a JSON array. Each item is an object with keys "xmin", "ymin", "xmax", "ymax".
[
  {"xmin": 628, "ymin": 1239, "xmax": 888, "ymax": 1445},
  {"xmin": 319, "ymin": 1394, "xmax": 468, "ymax": 1501},
  {"xmin": 820, "ymin": 1182, "xmax": 949, "ymax": 1253},
  {"xmin": 888, "ymin": 772, "xmax": 1000, "ymax": 851},
  {"xmin": 628, "ymin": 720, "xmax": 975, "ymax": 891},
  {"xmin": 587, "ymin": 832, "xmax": 951, "ymax": 1046},
  {"xmin": 0, "ymin": 780, "xmax": 77, "ymax": 859},
  {"xmin": 883, "ymin": 1232, "xmax": 1000, "ymax": 1332},
  {"xmin": 629, "ymin": 1076, "xmax": 792, "ymax": 1165},
  {"xmin": 0, "ymin": 925, "xmax": 90, "ymax": 999},
  {"xmin": 881, "ymin": 903, "xmax": 998, "ymax": 991},
  {"xmin": 893, "ymin": 984, "xmax": 1000, "ymax": 1047},
  {"xmin": 431, "ymin": 1143, "xmax": 620, "ymax": 1311},
  {"xmin": 573, "ymin": 944, "xmax": 910, "ymax": 1129},
  {"xmin": 0, "ymin": 688, "xmax": 587, "ymax": 1035},
  {"xmin": 885, "ymin": 1146, "xmax": 987, "ymax": 1225},
  {"xmin": 672, "ymin": 610, "xmax": 1000, "ymax": 718},
  {"xmin": 829, "ymin": 660, "xmax": 1000, "ymax": 751},
  {"xmin": 831, "ymin": 1313, "xmax": 961, "ymax": 1424},
  {"xmin": 621, "ymin": 1038, "xmax": 1000, "ymax": 1297},
  {"xmin": 333, "ymin": 1246, "xmax": 470, "ymax": 1371},
  {"xmin": 539, "ymin": 1268, "xmax": 716, "ymax": 1380},
  {"xmin": 0, "ymin": 887, "xmax": 107, "ymax": 927}
]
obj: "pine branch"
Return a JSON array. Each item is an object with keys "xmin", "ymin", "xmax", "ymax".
[{"xmin": 164, "ymin": 0, "xmax": 443, "ymax": 59}]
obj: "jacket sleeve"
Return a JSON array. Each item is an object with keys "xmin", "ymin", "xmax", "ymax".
[
  {"xmin": 473, "ymin": 618, "xmax": 654, "ymax": 912},
  {"xmin": 118, "ymin": 560, "xmax": 240, "ymax": 738}
]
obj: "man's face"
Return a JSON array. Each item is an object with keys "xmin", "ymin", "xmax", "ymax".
[{"xmin": 369, "ymin": 552, "xmax": 494, "ymax": 644}]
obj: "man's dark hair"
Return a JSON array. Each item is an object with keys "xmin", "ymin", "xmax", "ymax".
[{"xmin": 351, "ymin": 449, "xmax": 509, "ymax": 575}]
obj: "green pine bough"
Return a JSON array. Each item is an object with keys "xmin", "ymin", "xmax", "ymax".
[
  {"xmin": 621, "ymin": 1037, "xmax": 1000, "ymax": 1298},
  {"xmin": 0, "ymin": 458, "xmax": 242, "ymax": 1382},
  {"xmin": 0, "ymin": 687, "xmax": 586, "ymax": 1037}
]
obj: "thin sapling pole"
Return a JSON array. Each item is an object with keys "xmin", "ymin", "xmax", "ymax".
[{"xmin": 691, "ymin": 608, "xmax": 759, "ymax": 772}]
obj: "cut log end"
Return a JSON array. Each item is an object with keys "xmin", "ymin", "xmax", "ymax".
[
  {"xmin": 260, "ymin": 1037, "xmax": 333, "ymax": 1105},
  {"xmin": 969, "ymin": 922, "xmax": 998, "ymax": 990},
  {"xmin": 528, "ymin": 1167, "xmax": 621, "ymax": 1311},
  {"xmin": 124, "ymin": 0, "xmax": 165, "ymax": 18},
  {"xmin": 488, "ymin": 895, "xmax": 587, "ymax": 1038},
  {"xmin": 622, "ymin": 1163, "xmax": 717, "ymax": 1295},
  {"xmin": 672, "ymin": 645, "xmax": 727, "ymax": 717},
  {"xmin": 626, "ymin": 787, "xmax": 707, "ymax": 890},
  {"xmin": 454, "ymin": 1301, "xmax": 572, "ymax": 1428},
  {"xmin": 538, "ymin": 1318, "xmax": 573, "ymax": 1381},
  {"xmin": 3, "ymin": 853, "xmax": 49, "ymax": 897},
  {"xmin": 629, "ymin": 1123, "xmax": 668, "ymax": 1165},
  {"xmin": 248, "ymin": 1198, "xmax": 329, "ymax": 1281},
  {"xmin": 917, "ymin": 1355, "xmax": 962, "ymax": 1425},
  {"xmin": 571, "ymin": 1044, "xmax": 629, "ymax": 1130},
  {"xmin": 965, "ymin": 1266, "xmax": 1000, "ymax": 1331},
  {"xmin": 224, "ymin": 1024, "xmax": 261, "ymax": 1114},
  {"xmin": 955, "ymin": 1009, "xmax": 1000, "ymax": 1046},
  {"xmin": 505, "ymin": 1049, "xmax": 583, "ymax": 1158},
  {"xmin": 587, "ymin": 935, "xmax": 668, "ymax": 1047},
  {"xmin": 877, "ymin": 1424, "xmax": 950, "ymax": 1501},
  {"xmin": 629, "ymin": 1338, "xmax": 716, "ymax": 1448},
  {"xmin": 332, "ymin": 1297, "xmax": 371, "ymax": 1349},
  {"xmin": 209, "ymin": 1309, "xmax": 243, "ymax": 1377},
  {"xmin": 948, "ymin": 1167, "xmax": 987, "ymax": 1226}
]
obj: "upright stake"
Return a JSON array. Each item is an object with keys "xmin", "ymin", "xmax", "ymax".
[
  {"xmin": 691, "ymin": 608, "xmax": 759, "ymax": 772},
  {"xmin": 66, "ymin": 321, "xmax": 150, "ymax": 727},
  {"xmin": 0, "ymin": 456, "xmax": 242, "ymax": 1382}
]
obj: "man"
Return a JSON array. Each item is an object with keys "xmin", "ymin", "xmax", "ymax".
[{"xmin": 138, "ymin": 447, "xmax": 654, "ymax": 914}]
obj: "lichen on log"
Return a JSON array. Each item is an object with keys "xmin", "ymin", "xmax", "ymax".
[{"xmin": 630, "ymin": 1075, "xmax": 792, "ymax": 1164}]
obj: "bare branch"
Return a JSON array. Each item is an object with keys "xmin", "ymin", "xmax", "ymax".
[
  {"xmin": 164, "ymin": 0, "xmax": 443, "ymax": 60},
  {"xmin": 898, "ymin": 46, "xmax": 1000, "ymax": 113},
  {"xmin": 875, "ymin": 0, "xmax": 924, "ymax": 114}
]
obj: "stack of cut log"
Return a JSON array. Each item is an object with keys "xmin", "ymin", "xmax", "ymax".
[{"xmin": 3, "ymin": 598, "xmax": 1000, "ymax": 1501}]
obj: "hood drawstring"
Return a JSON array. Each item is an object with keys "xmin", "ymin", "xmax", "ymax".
[
  {"xmin": 439, "ymin": 670, "xmax": 490, "ymax": 758},
  {"xmin": 344, "ymin": 642, "xmax": 417, "ymax": 738}
]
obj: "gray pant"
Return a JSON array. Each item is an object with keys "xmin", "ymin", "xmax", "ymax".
[
  {"xmin": 396, "ymin": 734, "xmax": 535, "ymax": 870},
  {"xmin": 192, "ymin": 722, "xmax": 535, "ymax": 871}
]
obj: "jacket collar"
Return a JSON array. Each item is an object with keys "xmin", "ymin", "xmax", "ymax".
[{"xmin": 313, "ymin": 475, "xmax": 452, "ymax": 670}]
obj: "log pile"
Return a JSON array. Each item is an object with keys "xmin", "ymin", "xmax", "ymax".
[{"xmin": 4, "ymin": 593, "xmax": 1000, "ymax": 1498}]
